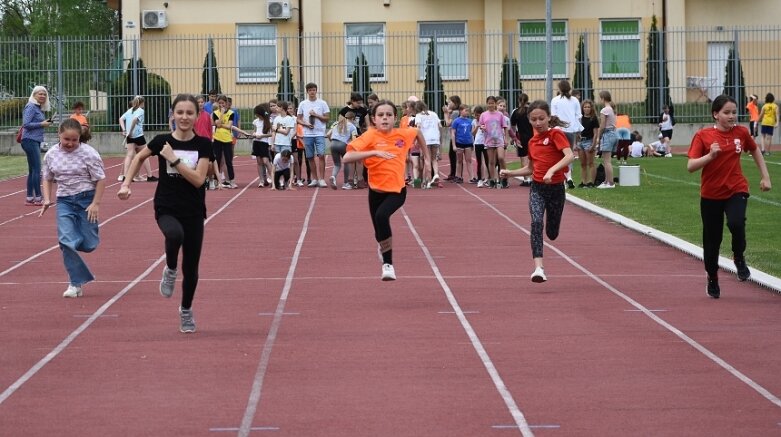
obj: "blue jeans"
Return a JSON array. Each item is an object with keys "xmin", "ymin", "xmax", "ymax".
[
  {"xmin": 20, "ymin": 138, "xmax": 42, "ymax": 198},
  {"xmin": 57, "ymin": 190, "xmax": 99, "ymax": 286}
]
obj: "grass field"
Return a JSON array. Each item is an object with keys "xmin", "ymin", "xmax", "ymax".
[
  {"xmin": 2, "ymin": 153, "xmax": 779, "ymax": 277},
  {"xmin": 560, "ymin": 155, "xmax": 781, "ymax": 277}
]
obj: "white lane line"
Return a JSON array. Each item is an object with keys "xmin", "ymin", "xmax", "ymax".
[
  {"xmin": 0, "ymin": 178, "xmax": 259, "ymax": 406},
  {"xmin": 402, "ymin": 209, "xmax": 534, "ymax": 437},
  {"xmin": 238, "ymin": 189, "xmax": 319, "ymax": 437},
  {"xmin": 0, "ymin": 197, "xmax": 153, "ymax": 278},
  {"xmin": 462, "ymin": 186, "xmax": 781, "ymax": 410}
]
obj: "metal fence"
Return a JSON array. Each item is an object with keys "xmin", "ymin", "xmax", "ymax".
[{"xmin": 2, "ymin": 25, "xmax": 781, "ymax": 132}]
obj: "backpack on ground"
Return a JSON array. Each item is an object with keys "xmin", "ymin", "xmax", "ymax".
[{"xmin": 594, "ymin": 163, "xmax": 606, "ymax": 186}]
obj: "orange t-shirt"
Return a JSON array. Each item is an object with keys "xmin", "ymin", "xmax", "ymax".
[
  {"xmin": 70, "ymin": 113, "xmax": 89, "ymax": 127},
  {"xmin": 348, "ymin": 127, "xmax": 417, "ymax": 193},
  {"xmin": 296, "ymin": 123, "xmax": 304, "ymax": 149},
  {"xmin": 747, "ymin": 101, "xmax": 759, "ymax": 122},
  {"xmin": 688, "ymin": 125, "xmax": 756, "ymax": 200},
  {"xmin": 399, "ymin": 115, "xmax": 410, "ymax": 129},
  {"xmin": 615, "ymin": 114, "xmax": 631, "ymax": 129}
]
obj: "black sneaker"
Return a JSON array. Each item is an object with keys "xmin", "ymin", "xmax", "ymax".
[
  {"xmin": 706, "ymin": 277, "xmax": 720, "ymax": 299},
  {"xmin": 146, "ymin": 175, "xmax": 159, "ymax": 182},
  {"xmin": 578, "ymin": 182, "xmax": 586, "ymax": 188},
  {"xmin": 734, "ymin": 258, "xmax": 750, "ymax": 281},
  {"xmin": 566, "ymin": 179, "xmax": 575, "ymax": 189}
]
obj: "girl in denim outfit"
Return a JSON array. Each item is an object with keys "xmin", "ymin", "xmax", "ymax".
[{"xmin": 39, "ymin": 119, "xmax": 106, "ymax": 298}]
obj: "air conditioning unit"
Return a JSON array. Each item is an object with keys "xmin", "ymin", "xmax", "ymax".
[
  {"xmin": 267, "ymin": 0, "xmax": 292, "ymax": 20},
  {"xmin": 142, "ymin": 10, "xmax": 168, "ymax": 29}
]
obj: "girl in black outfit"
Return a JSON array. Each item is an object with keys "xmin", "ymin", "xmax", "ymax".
[
  {"xmin": 510, "ymin": 93, "xmax": 533, "ymax": 186},
  {"xmin": 118, "ymin": 94, "xmax": 214, "ymax": 333},
  {"xmin": 577, "ymin": 99, "xmax": 600, "ymax": 187}
]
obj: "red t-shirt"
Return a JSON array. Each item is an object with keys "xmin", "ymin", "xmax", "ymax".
[
  {"xmin": 529, "ymin": 128, "xmax": 569, "ymax": 184},
  {"xmin": 194, "ymin": 111, "xmax": 213, "ymax": 140},
  {"xmin": 348, "ymin": 127, "xmax": 417, "ymax": 193},
  {"xmin": 688, "ymin": 125, "xmax": 756, "ymax": 199}
]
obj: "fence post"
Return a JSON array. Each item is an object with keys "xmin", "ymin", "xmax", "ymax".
[
  {"xmin": 131, "ymin": 38, "xmax": 139, "ymax": 97},
  {"xmin": 56, "ymin": 38, "xmax": 64, "ymax": 122},
  {"xmin": 583, "ymin": 33, "xmax": 591, "ymax": 101},
  {"xmin": 545, "ymin": 0, "xmax": 553, "ymax": 102}
]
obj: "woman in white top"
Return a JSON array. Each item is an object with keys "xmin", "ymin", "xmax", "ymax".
[
  {"xmin": 594, "ymin": 91, "xmax": 618, "ymax": 189},
  {"xmin": 550, "ymin": 80, "xmax": 583, "ymax": 189},
  {"xmin": 413, "ymin": 101, "xmax": 442, "ymax": 188}
]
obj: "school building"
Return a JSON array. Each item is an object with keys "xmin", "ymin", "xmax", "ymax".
[{"xmin": 107, "ymin": 0, "xmax": 781, "ymax": 112}]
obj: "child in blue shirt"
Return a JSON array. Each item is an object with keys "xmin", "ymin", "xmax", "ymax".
[{"xmin": 450, "ymin": 105, "xmax": 475, "ymax": 183}]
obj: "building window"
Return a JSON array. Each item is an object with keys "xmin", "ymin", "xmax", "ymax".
[
  {"xmin": 418, "ymin": 22, "xmax": 467, "ymax": 80},
  {"xmin": 518, "ymin": 21, "xmax": 567, "ymax": 79},
  {"xmin": 345, "ymin": 23, "xmax": 386, "ymax": 81},
  {"xmin": 600, "ymin": 20, "xmax": 641, "ymax": 77},
  {"xmin": 237, "ymin": 24, "xmax": 277, "ymax": 83}
]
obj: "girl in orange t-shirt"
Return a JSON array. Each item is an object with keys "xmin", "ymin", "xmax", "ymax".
[
  {"xmin": 500, "ymin": 100, "xmax": 574, "ymax": 283},
  {"xmin": 746, "ymin": 94, "xmax": 759, "ymax": 137},
  {"xmin": 687, "ymin": 95, "xmax": 771, "ymax": 299},
  {"xmin": 343, "ymin": 100, "xmax": 426, "ymax": 281}
]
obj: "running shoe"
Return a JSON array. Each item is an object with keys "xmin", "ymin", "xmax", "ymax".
[
  {"xmin": 179, "ymin": 307, "xmax": 196, "ymax": 333},
  {"xmin": 329, "ymin": 176, "xmax": 337, "ymax": 190},
  {"xmin": 341, "ymin": 183, "xmax": 353, "ymax": 190},
  {"xmin": 307, "ymin": 180, "xmax": 319, "ymax": 187},
  {"xmin": 318, "ymin": 179, "xmax": 327, "ymax": 188},
  {"xmin": 531, "ymin": 267, "xmax": 547, "ymax": 283},
  {"xmin": 381, "ymin": 263, "xmax": 396, "ymax": 281},
  {"xmin": 706, "ymin": 277, "xmax": 720, "ymax": 299},
  {"xmin": 734, "ymin": 258, "xmax": 751, "ymax": 282},
  {"xmin": 566, "ymin": 179, "xmax": 575, "ymax": 189},
  {"xmin": 160, "ymin": 266, "xmax": 177, "ymax": 298},
  {"xmin": 146, "ymin": 175, "xmax": 159, "ymax": 182},
  {"xmin": 63, "ymin": 284, "xmax": 83, "ymax": 298}
]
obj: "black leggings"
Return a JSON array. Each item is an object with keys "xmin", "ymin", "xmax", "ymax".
[
  {"xmin": 701, "ymin": 193, "xmax": 748, "ymax": 277},
  {"xmin": 448, "ymin": 144, "xmax": 457, "ymax": 178},
  {"xmin": 213, "ymin": 140, "xmax": 235, "ymax": 180},
  {"xmin": 274, "ymin": 168, "xmax": 290, "ymax": 189},
  {"xmin": 156, "ymin": 214, "xmax": 204, "ymax": 309},
  {"xmin": 368, "ymin": 187, "xmax": 406, "ymax": 245},
  {"xmin": 474, "ymin": 144, "xmax": 488, "ymax": 179},
  {"xmin": 529, "ymin": 182, "xmax": 566, "ymax": 259}
]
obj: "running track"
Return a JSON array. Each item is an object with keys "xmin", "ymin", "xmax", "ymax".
[{"xmin": 0, "ymin": 156, "xmax": 779, "ymax": 436}]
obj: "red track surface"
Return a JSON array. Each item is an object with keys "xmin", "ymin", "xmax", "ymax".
[{"xmin": 0, "ymin": 156, "xmax": 780, "ymax": 436}]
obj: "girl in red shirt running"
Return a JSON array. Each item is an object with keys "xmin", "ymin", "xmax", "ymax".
[
  {"xmin": 343, "ymin": 100, "xmax": 426, "ymax": 281},
  {"xmin": 500, "ymin": 100, "xmax": 574, "ymax": 283},
  {"xmin": 687, "ymin": 94, "xmax": 771, "ymax": 299}
]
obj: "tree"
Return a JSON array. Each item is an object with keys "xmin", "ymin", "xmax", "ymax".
[
  {"xmin": 722, "ymin": 47, "xmax": 747, "ymax": 118},
  {"xmin": 0, "ymin": 0, "xmax": 118, "ymax": 37},
  {"xmin": 644, "ymin": 15, "xmax": 673, "ymax": 124},
  {"xmin": 572, "ymin": 34, "xmax": 594, "ymax": 102},
  {"xmin": 276, "ymin": 57, "xmax": 297, "ymax": 105},
  {"xmin": 109, "ymin": 58, "xmax": 171, "ymax": 130},
  {"xmin": 422, "ymin": 40, "xmax": 446, "ymax": 117},
  {"xmin": 200, "ymin": 39, "xmax": 221, "ymax": 95},
  {"xmin": 498, "ymin": 55, "xmax": 522, "ymax": 110},
  {"xmin": 351, "ymin": 52, "xmax": 373, "ymax": 100}
]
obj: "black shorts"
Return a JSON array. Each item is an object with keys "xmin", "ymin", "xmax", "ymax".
[
  {"xmin": 252, "ymin": 141, "xmax": 271, "ymax": 158},
  {"xmin": 455, "ymin": 142, "xmax": 474, "ymax": 149},
  {"xmin": 127, "ymin": 135, "xmax": 147, "ymax": 147}
]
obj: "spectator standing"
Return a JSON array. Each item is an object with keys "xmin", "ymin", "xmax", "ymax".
[
  {"xmin": 297, "ymin": 83, "xmax": 330, "ymax": 187},
  {"xmin": 21, "ymin": 86, "xmax": 52, "ymax": 205},
  {"xmin": 758, "ymin": 92, "xmax": 778, "ymax": 156}
]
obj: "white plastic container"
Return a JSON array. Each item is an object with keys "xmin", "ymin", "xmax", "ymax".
[{"xmin": 619, "ymin": 165, "xmax": 640, "ymax": 186}]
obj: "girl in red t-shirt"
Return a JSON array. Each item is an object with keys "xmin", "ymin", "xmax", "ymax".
[
  {"xmin": 500, "ymin": 100, "xmax": 574, "ymax": 283},
  {"xmin": 343, "ymin": 100, "xmax": 426, "ymax": 281},
  {"xmin": 687, "ymin": 95, "xmax": 771, "ymax": 299}
]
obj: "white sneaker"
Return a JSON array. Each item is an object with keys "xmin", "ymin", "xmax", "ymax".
[
  {"xmin": 596, "ymin": 182, "xmax": 615, "ymax": 189},
  {"xmin": 329, "ymin": 176, "xmax": 337, "ymax": 190},
  {"xmin": 63, "ymin": 284, "xmax": 83, "ymax": 298},
  {"xmin": 531, "ymin": 267, "xmax": 547, "ymax": 283},
  {"xmin": 296, "ymin": 180, "xmax": 305, "ymax": 187},
  {"xmin": 307, "ymin": 180, "xmax": 318, "ymax": 187},
  {"xmin": 229, "ymin": 180, "xmax": 238, "ymax": 189},
  {"xmin": 381, "ymin": 263, "xmax": 396, "ymax": 281},
  {"xmin": 665, "ymin": 153, "xmax": 673, "ymax": 158},
  {"xmin": 476, "ymin": 179, "xmax": 485, "ymax": 188},
  {"xmin": 431, "ymin": 174, "xmax": 440, "ymax": 183},
  {"xmin": 341, "ymin": 183, "xmax": 353, "ymax": 190},
  {"xmin": 318, "ymin": 179, "xmax": 327, "ymax": 188},
  {"xmin": 117, "ymin": 175, "xmax": 125, "ymax": 182}
]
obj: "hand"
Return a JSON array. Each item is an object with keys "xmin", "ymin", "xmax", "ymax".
[
  {"xmin": 160, "ymin": 142, "xmax": 175, "ymax": 161},
  {"xmin": 760, "ymin": 177, "xmax": 772, "ymax": 192},
  {"xmin": 499, "ymin": 169, "xmax": 510, "ymax": 178},
  {"xmin": 41, "ymin": 120, "xmax": 51, "ymax": 128},
  {"xmin": 38, "ymin": 200, "xmax": 53, "ymax": 217},
  {"xmin": 543, "ymin": 170, "xmax": 554, "ymax": 184},
  {"xmin": 709, "ymin": 142, "xmax": 721, "ymax": 158},
  {"xmin": 117, "ymin": 185, "xmax": 131, "ymax": 200},
  {"xmin": 85, "ymin": 203, "xmax": 99, "ymax": 223}
]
